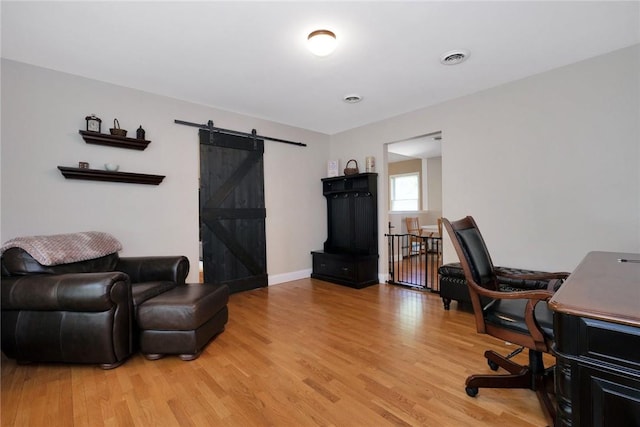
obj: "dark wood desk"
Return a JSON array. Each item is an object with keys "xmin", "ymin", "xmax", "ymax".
[{"xmin": 549, "ymin": 251, "xmax": 640, "ymax": 427}]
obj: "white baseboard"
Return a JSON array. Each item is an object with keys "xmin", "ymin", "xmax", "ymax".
[
  {"xmin": 268, "ymin": 270, "xmax": 387, "ymax": 287},
  {"xmin": 268, "ymin": 268, "xmax": 313, "ymax": 286}
]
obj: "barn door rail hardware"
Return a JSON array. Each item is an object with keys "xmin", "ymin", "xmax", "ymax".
[{"xmin": 174, "ymin": 119, "xmax": 306, "ymax": 147}]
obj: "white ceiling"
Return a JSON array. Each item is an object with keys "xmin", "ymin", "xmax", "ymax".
[
  {"xmin": 2, "ymin": 1, "xmax": 639, "ymax": 135},
  {"xmin": 388, "ymin": 133, "xmax": 442, "ymax": 162}
]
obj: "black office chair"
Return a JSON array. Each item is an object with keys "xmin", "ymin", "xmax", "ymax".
[{"xmin": 442, "ymin": 216, "xmax": 569, "ymax": 425}]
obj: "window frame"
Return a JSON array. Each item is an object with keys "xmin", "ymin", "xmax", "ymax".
[{"xmin": 389, "ymin": 172, "xmax": 420, "ymax": 212}]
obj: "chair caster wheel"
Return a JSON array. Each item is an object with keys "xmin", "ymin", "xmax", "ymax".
[
  {"xmin": 488, "ymin": 360, "xmax": 499, "ymax": 371},
  {"xmin": 465, "ymin": 387, "xmax": 479, "ymax": 397}
]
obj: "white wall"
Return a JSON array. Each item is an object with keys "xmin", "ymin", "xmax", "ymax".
[
  {"xmin": 1, "ymin": 59, "xmax": 329, "ymax": 283},
  {"xmin": 330, "ymin": 44, "xmax": 640, "ymax": 273},
  {"xmin": 3, "ymin": 44, "xmax": 638, "ymax": 281},
  {"xmin": 426, "ymin": 157, "xmax": 442, "ymax": 213}
]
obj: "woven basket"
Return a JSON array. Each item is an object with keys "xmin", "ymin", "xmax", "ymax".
[
  {"xmin": 109, "ymin": 119, "xmax": 127, "ymax": 137},
  {"xmin": 344, "ymin": 159, "xmax": 359, "ymax": 175}
]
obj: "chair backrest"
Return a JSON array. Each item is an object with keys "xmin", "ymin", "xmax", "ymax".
[
  {"xmin": 2, "ymin": 248, "xmax": 119, "ymax": 276},
  {"xmin": 405, "ymin": 217, "xmax": 420, "ymax": 234},
  {"xmin": 442, "ymin": 216, "xmax": 497, "ymax": 290},
  {"xmin": 442, "ymin": 216, "xmax": 501, "ymax": 333}
]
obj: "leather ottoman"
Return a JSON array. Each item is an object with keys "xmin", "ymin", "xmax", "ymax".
[{"xmin": 137, "ymin": 283, "xmax": 229, "ymax": 360}]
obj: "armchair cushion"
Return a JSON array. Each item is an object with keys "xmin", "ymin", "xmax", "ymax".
[
  {"xmin": 113, "ymin": 257, "xmax": 189, "ymax": 307},
  {"xmin": 131, "ymin": 281, "xmax": 177, "ymax": 307}
]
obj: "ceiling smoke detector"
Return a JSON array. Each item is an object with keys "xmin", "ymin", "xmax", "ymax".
[
  {"xmin": 343, "ymin": 94, "xmax": 362, "ymax": 104},
  {"xmin": 440, "ymin": 50, "xmax": 470, "ymax": 65}
]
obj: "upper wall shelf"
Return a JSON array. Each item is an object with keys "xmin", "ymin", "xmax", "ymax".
[{"xmin": 79, "ymin": 130, "xmax": 151, "ymax": 150}]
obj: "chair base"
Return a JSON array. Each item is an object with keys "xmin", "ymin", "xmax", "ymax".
[{"xmin": 465, "ymin": 349, "xmax": 556, "ymax": 426}]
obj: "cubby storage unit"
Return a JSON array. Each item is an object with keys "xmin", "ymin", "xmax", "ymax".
[{"xmin": 311, "ymin": 173, "xmax": 378, "ymax": 288}]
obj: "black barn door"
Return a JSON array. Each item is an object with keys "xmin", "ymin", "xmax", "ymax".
[{"xmin": 199, "ymin": 129, "xmax": 267, "ymax": 293}]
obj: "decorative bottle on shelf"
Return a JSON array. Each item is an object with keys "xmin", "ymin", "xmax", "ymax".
[
  {"xmin": 136, "ymin": 125, "xmax": 146, "ymax": 140},
  {"xmin": 366, "ymin": 156, "xmax": 375, "ymax": 172}
]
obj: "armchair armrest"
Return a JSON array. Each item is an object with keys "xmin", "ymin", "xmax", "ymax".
[
  {"xmin": 1, "ymin": 272, "xmax": 130, "ymax": 311},
  {"xmin": 116, "ymin": 256, "xmax": 189, "ymax": 285}
]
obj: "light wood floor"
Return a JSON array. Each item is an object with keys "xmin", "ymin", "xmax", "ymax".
[{"xmin": 1, "ymin": 279, "xmax": 550, "ymax": 426}]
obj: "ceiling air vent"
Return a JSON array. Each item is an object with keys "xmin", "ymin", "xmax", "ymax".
[
  {"xmin": 343, "ymin": 94, "xmax": 362, "ymax": 104},
  {"xmin": 440, "ymin": 50, "xmax": 470, "ymax": 66}
]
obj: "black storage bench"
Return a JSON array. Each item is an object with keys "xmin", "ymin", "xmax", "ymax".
[
  {"xmin": 438, "ymin": 262, "xmax": 554, "ymax": 310},
  {"xmin": 137, "ymin": 283, "xmax": 229, "ymax": 360}
]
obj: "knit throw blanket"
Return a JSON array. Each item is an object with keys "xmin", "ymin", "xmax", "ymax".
[{"xmin": 0, "ymin": 231, "xmax": 122, "ymax": 266}]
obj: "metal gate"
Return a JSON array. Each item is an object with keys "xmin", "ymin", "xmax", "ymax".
[{"xmin": 386, "ymin": 233, "xmax": 442, "ymax": 291}]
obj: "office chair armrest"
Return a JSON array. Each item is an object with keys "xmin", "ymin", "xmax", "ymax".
[
  {"xmin": 481, "ymin": 286, "xmax": 554, "ymax": 350},
  {"xmin": 524, "ymin": 298, "xmax": 553, "ymax": 352},
  {"xmin": 471, "ymin": 283, "xmax": 554, "ymax": 350},
  {"xmin": 473, "ymin": 284, "xmax": 554, "ymax": 302}
]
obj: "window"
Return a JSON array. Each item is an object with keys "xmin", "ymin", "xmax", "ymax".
[{"xmin": 390, "ymin": 173, "xmax": 419, "ymax": 211}]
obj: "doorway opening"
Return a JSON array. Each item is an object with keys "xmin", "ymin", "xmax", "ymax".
[{"xmin": 385, "ymin": 131, "xmax": 443, "ymax": 290}]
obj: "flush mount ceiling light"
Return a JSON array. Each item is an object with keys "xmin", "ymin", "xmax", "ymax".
[
  {"xmin": 343, "ymin": 94, "xmax": 362, "ymax": 104},
  {"xmin": 440, "ymin": 49, "xmax": 470, "ymax": 65},
  {"xmin": 307, "ymin": 29, "xmax": 337, "ymax": 56}
]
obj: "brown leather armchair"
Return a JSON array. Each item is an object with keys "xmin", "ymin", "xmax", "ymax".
[{"xmin": 1, "ymin": 248, "xmax": 189, "ymax": 369}]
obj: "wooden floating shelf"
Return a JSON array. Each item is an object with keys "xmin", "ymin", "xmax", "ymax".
[
  {"xmin": 58, "ymin": 166, "xmax": 165, "ymax": 185},
  {"xmin": 79, "ymin": 130, "xmax": 151, "ymax": 150}
]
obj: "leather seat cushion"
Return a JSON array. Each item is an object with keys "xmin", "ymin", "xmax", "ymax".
[
  {"xmin": 137, "ymin": 283, "xmax": 229, "ymax": 331},
  {"xmin": 484, "ymin": 298, "xmax": 554, "ymax": 339}
]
